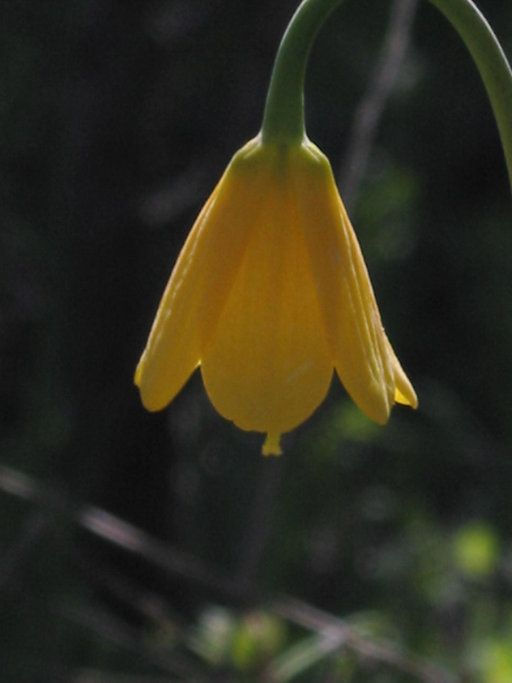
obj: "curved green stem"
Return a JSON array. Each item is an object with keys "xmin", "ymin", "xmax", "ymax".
[
  {"xmin": 428, "ymin": 0, "xmax": 512, "ymax": 192},
  {"xmin": 261, "ymin": 0, "xmax": 512, "ymax": 191},
  {"xmin": 261, "ymin": 0, "xmax": 343, "ymax": 144}
]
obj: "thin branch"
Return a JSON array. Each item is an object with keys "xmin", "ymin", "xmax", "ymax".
[
  {"xmin": 338, "ymin": 0, "xmax": 420, "ymax": 209},
  {"xmin": 0, "ymin": 464, "xmax": 236, "ymax": 598},
  {"xmin": 271, "ymin": 597, "xmax": 458, "ymax": 683},
  {"xmin": 0, "ymin": 464, "xmax": 458, "ymax": 682}
]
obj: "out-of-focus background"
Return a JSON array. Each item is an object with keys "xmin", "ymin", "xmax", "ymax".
[{"xmin": 1, "ymin": 0, "xmax": 512, "ymax": 680}]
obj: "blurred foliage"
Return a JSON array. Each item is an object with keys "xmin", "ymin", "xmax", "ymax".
[{"xmin": 1, "ymin": 0, "xmax": 512, "ymax": 681}]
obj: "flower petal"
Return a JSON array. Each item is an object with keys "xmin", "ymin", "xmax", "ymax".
[
  {"xmin": 386, "ymin": 338, "xmax": 418, "ymax": 408},
  {"xmin": 297, "ymin": 143, "xmax": 410, "ymax": 423},
  {"xmin": 135, "ymin": 142, "xmax": 264, "ymax": 411},
  {"xmin": 201, "ymin": 147, "xmax": 332, "ymax": 440}
]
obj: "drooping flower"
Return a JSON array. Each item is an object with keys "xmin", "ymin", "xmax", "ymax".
[{"xmin": 135, "ymin": 135, "xmax": 417, "ymax": 455}]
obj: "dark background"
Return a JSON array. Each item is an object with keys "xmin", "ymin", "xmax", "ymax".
[{"xmin": 1, "ymin": 0, "xmax": 511, "ymax": 680}]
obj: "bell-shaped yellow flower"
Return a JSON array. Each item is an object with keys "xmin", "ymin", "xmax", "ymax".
[{"xmin": 135, "ymin": 136, "xmax": 417, "ymax": 455}]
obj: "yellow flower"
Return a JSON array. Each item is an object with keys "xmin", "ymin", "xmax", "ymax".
[{"xmin": 135, "ymin": 136, "xmax": 417, "ymax": 455}]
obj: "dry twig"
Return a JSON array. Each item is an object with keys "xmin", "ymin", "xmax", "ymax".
[{"xmin": 0, "ymin": 464, "xmax": 458, "ymax": 682}]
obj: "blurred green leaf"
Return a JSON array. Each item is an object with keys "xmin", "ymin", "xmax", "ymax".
[{"xmin": 452, "ymin": 521, "xmax": 501, "ymax": 578}]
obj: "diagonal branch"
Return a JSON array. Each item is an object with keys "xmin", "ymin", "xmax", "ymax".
[
  {"xmin": 339, "ymin": 0, "xmax": 420, "ymax": 209},
  {"xmin": 0, "ymin": 464, "xmax": 458, "ymax": 682}
]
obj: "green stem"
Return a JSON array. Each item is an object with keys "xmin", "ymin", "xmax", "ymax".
[
  {"xmin": 262, "ymin": 0, "xmax": 512, "ymax": 191},
  {"xmin": 261, "ymin": 0, "xmax": 343, "ymax": 144},
  {"xmin": 428, "ymin": 0, "xmax": 512, "ymax": 192}
]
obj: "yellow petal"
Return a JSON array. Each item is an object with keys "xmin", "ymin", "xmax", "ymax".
[
  {"xmin": 201, "ymin": 144, "xmax": 333, "ymax": 439},
  {"xmin": 386, "ymin": 338, "xmax": 418, "ymax": 408},
  {"xmin": 296, "ymin": 142, "xmax": 412, "ymax": 423},
  {"xmin": 135, "ymin": 140, "xmax": 263, "ymax": 411}
]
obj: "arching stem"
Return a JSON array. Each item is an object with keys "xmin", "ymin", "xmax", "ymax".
[
  {"xmin": 261, "ymin": 0, "xmax": 512, "ymax": 190},
  {"xmin": 261, "ymin": 0, "xmax": 343, "ymax": 144},
  {"xmin": 428, "ymin": 0, "xmax": 512, "ymax": 192}
]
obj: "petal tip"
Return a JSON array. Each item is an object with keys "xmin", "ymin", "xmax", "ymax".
[
  {"xmin": 394, "ymin": 377, "xmax": 418, "ymax": 410},
  {"xmin": 262, "ymin": 432, "xmax": 283, "ymax": 456},
  {"xmin": 134, "ymin": 362, "xmax": 143, "ymax": 387},
  {"xmin": 134, "ymin": 363, "xmax": 169, "ymax": 413}
]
